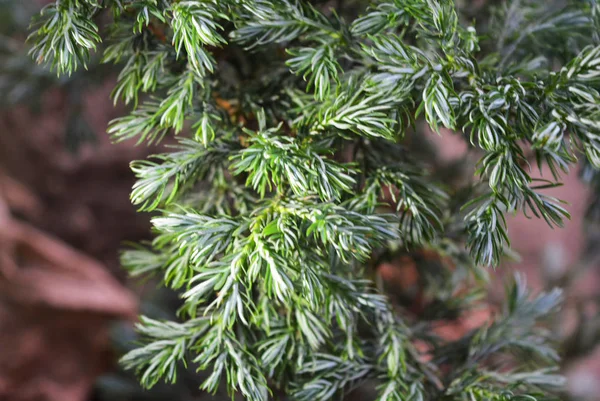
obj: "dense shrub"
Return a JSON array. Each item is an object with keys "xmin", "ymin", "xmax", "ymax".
[{"xmin": 29, "ymin": 1, "xmax": 600, "ymax": 400}]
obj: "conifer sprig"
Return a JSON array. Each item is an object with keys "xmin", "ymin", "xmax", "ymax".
[{"xmin": 27, "ymin": 0, "xmax": 599, "ymax": 400}]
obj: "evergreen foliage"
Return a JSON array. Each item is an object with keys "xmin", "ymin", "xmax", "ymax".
[
  {"xmin": 27, "ymin": 0, "xmax": 600, "ymax": 400},
  {"xmin": 0, "ymin": 1, "xmax": 110, "ymax": 152}
]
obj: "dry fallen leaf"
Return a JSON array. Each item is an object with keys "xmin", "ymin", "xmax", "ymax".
[{"xmin": 0, "ymin": 203, "xmax": 137, "ymax": 401}]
